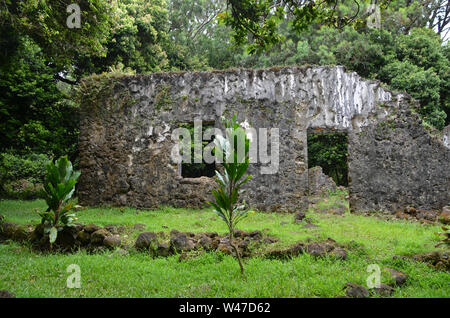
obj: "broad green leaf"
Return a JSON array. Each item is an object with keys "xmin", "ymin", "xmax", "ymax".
[{"xmin": 49, "ymin": 226, "xmax": 57, "ymax": 244}]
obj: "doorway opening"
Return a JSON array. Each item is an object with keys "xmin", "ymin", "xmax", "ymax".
[{"xmin": 307, "ymin": 130, "xmax": 348, "ymax": 187}]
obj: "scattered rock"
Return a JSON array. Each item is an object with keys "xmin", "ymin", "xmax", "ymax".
[
  {"xmin": 103, "ymin": 236, "xmax": 122, "ymax": 248},
  {"xmin": 330, "ymin": 248, "xmax": 347, "ymax": 260},
  {"xmin": 248, "ymin": 230, "xmax": 262, "ymax": 240},
  {"xmin": 157, "ymin": 242, "xmax": 171, "ymax": 257},
  {"xmin": 263, "ymin": 237, "xmax": 278, "ymax": 244},
  {"xmin": 211, "ymin": 237, "xmax": 220, "ymax": 250},
  {"xmin": 217, "ymin": 242, "xmax": 233, "ymax": 255},
  {"xmin": 435, "ymin": 260, "xmax": 449, "ymax": 271},
  {"xmin": 232, "ymin": 229, "xmax": 245, "ymax": 238},
  {"xmin": 265, "ymin": 237, "xmax": 350, "ymax": 261},
  {"xmin": 11, "ymin": 225, "xmax": 29, "ymax": 242},
  {"xmin": 413, "ymin": 251, "xmax": 441, "ymax": 263},
  {"xmin": 205, "ymin": 232, "xmax": 218, "ymax": 239},
  {"xmin": 198, "ymin": 235, "xmax": 212, "ymax": 250},
  {"xmin": 265, "ymin": 243, "xmax": 304, "ymax": 260},
  {"xmin": 344, "ymin": 282, "xmax": 369, "ymax": 298},
  {"xmin": 440, "ymin": 206, "xmax": 450, "ymax": 224},
  {"xmin": 170, "ymin": 233, "xmax": 195, "ymax": 252},
  {"xmin": 84, "ymin": 224, "xmax": 101, "ymax": 234},
  {"xmin": 395, "ymin": 210, "xmax": 409, "ymax": 220},
  {"xmin": 104, "ymin": 225, "xmax": 118, "ymax": 234},
  {"xmin": 55, "ymin": 226, "xmax": 79, "ymax": 249},
  {"xmin": 0, "ymin": 290, "xmax": 16, "ymax": 298},
  {"xmin": 238, "ymin": 238, "xmax": 252, "ymax": 252},
  {"xmin": 404, "ymin": 206, "xmax": 417, "ymax": 216},
  {"xmin": 294, "ymin": 211, "xmax": 306, "ymax": 223},
  {"xmin": 135, "ymin": 232, "xmax": 158, "ymax": 250},
  {"xmin": 308, "ymin": 166, "xmax": 337, "ymax": 195},
  {"xmin": 329, "ymin": 205, "xmax": 346, "ymax": 215},
  {"xmin": 133, "ymin": 224, "xmax": 146, "ymax": 231},
  {"xmin": 76, "ymin": 230, "xmax": 91, "ymax": 245},
  {"xmin": 396, "ymin": 206, "xmax": 440, "ymax": 223},
  {"xmin": 1, "ymin": 222, "xmax": 20, "ymax": 239},
  {"xmin": 412, "ymin": 251, "xmax": 449, "ymax": 271},
  {"xmin": 384, "ymin": 268, "xmax": 408, "ymax": 286},
  {"xmin": 372, "ymin": 284, "xmax": 394, "ymax": 297},
  {"xmin": 90, "ymin": 228, "xmax": 111, "ymax": 245},
  {"xmin": 305, "ymin": 243, "xmax": 327, "ymax": 257},
  {"xmin": 303, "ymin": 223, "xmax": 319, "ymax": 229}
]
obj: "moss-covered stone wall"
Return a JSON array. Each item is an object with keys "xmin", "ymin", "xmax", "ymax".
[{"xmin": 78, "ymin": 66, "xmax": 449, "ymax": 212}]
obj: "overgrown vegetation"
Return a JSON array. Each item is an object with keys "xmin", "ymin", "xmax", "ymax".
[
  {"xmin": 0, "ymin": 196, "xmax": 448, "ymax": 297},
  {"xmin": 308, "ymin": 133, "xmax": 349, "ymax": 186},
  {"xmin": 76, "ymin": 63, "xmax": 136, "ymax": 116},
  {"xmin": 0, "ymin": 153, "xmax": 50, "ymax": 199}
]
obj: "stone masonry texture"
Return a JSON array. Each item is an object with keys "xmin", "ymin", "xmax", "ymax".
[{"xmin": 78, "ymin": 66, "xmax": 450, "ymax": 213}]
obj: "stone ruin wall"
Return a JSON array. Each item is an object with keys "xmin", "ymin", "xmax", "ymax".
[{"xmin": 78, "ymin": 66, "xmax": 450, "ymax": 213}]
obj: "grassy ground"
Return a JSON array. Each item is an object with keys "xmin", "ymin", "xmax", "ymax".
[{"xmin": 0, "ymin": 192, "xmax": 449, "ymax": 298}]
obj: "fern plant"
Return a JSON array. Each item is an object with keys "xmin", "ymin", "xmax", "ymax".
[
  {"xmin": 38, "ymin": 156, "xmax": 81, "ymax": 244},
  {"xmin": 207, "ymin": 114, "xmax": 253, "ymax": 276}
]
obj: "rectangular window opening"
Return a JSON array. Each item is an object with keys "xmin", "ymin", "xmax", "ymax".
[{"xmin": 179, "ymin": 122, "xmax": 216, "ymax": 178}]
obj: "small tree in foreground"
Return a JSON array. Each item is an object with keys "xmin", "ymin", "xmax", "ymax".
[
  {"xmin": 38, "ymin": 156, "xmax": 81, "ymax": 245},
  {"xmin": 207, "ymin": 115, "xmax": 253, "ymax": 277}
]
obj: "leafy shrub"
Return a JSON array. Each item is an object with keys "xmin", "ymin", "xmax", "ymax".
[
  {"xmin": 0, "ymin": 153, "xmax": 49, "ymax": 183},
  {"xmin": 0, "ymin": 153, "xmax": 50, "ymax": 199},
  {"xmin": 207, "ymin": 115, "xmax": 253, "ymax": 277},
  {"xmin": 38, "ymin": 156, "xmax": 80, "ymax": 244},
  {"xmin": 2, "ymin": 179, "xmax": 45, "ymax": 200}
]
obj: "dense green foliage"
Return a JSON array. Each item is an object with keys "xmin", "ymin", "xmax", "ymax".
[
  {"xmin": 308, "ymin": 133, "xmax": 348, "ymax": 186},
  {"xmin": 0, "ymin": 153, "xmax": 49, "ymax": 185},
  {"xmin": 0, "ymin": 38, "xmax": 79, "ymax": 158},
  {"xmin": 179, "ymin": 123, "xmax": 216, "ymax": 178},
  {"xmin": 0, "ymin": 0, "xmax": 114, "ymax": 68},
  {"xmin": 0, "ymin": 0, "xmax": 448, "ymax": 193},
  {"xmin": 0, "ymin": 153, "xmax": 50, "ymax": 199},
  {"xmin": 220, "ymin": 0, "xmax": 390, "ymax": 54}
]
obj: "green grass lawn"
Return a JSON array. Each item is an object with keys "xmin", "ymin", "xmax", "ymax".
[{"xmin": 0, "ymin": 196, "xmax": 449, "ymax": 298}]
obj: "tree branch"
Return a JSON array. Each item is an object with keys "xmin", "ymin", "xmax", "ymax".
[{"xmin": 53, "ymin": 73, "xmax": 78, "ymax": 85}]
